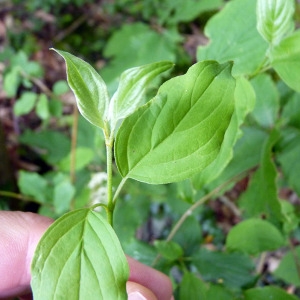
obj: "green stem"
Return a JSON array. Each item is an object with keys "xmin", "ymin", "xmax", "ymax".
[
  {"xmin": 0, "ymin": 190, "xmax": 40, "ymax": 203},
  {"xmin": 113, "ymin": 177, "xmax": 127, "ymax": 205},
  {"xmin": 105, "ymin": 133, "xmax": 114, "ymax": 226}
]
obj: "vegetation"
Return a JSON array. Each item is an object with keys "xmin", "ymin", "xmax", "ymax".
[{"xmin": 1, "ymin": 0, "xmax": 300, "ymax": 299}]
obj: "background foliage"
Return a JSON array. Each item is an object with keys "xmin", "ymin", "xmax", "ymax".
[{"xmin": 1, "ymin": 0, "xmax": 300, "ymax": 298}]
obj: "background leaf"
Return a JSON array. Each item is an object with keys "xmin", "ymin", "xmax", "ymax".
[
  {"xmin": 274, "ymin": 246, "xmax": 300, "ymax": 287},
  {"xmin": 226, "ymin": 218, "xmax": 285, "ymax": 255},
  {"xmin": 256, "ymin": 0, "xmax": 295, "ymax": 45},
  {"xmin": 271, "ymin": 30, "xmax": 300, "ymax": 93},
  {"xmin": 238, "ymin": 130, "xmax": 283, "ymax": 222},
  {"xmin": 31, "ymin": 208, "xmax": 129, "ymax": 300},
  {"xmin": 244, "ymin": 286, "xmax": 298, "ymax": 300},
  {"xmin": 52, "ymin": 49, "xmax": 110, "ymax": 130},
  {"xmin": 192, "ymin": 248, "xmax": 255, "ymax": 289},
  {"xmin": 250, "ymin": 73, "xmax": 279, "ymax": 128},
  {"xmin": 179, "ymin": 272, "xmax": 207, "ymax": 300},
  {"xmin": 115, "ymin": 61, "xmax": 235, "ymax": 184},
  {"xmin": 197, "ymin": 0, "xmax": 268, "ymax": 76}
]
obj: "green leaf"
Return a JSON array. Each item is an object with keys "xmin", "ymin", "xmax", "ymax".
[
  {"xmin": 206, "ymin": 127, "xmax": 268, "ymax": 190},
  {"xmin": 13, "ymin": 92, "xmax": 37, "ymax": 116},
  {"xmin": 3, "ymin": 66, "xmax": 21, "ymax": 97},
  {"xmin": 192, "ymin": 248, "xmax": 255, "ymax": 289},
  {"xmin": 108, "ymin": 61, "xmax": 173, "ymax": 130},
  {"xmin": 115, "ymin": 61, "xmax": 235, "ymax": 184},
  {"xmin": 20, "ymin": 129, "xmax": 70, "ymax": 164},
  {"xmin": 193, "ymin": 76, "xmax": 255, "ymax": 189},
  {"xmin": 36, "ymin": 94, "xmax": 50, "ymax": 120},
  {"xmin": 274, "ymin": 246, "xmax": 300, "ymax": 286},
  {"xmin": 102, "ymin": 23, "xmax": 177, "ymax": 89},
  {"xmin": 244, "ymin": 286, "xmax": 298, "ymax": 300},
  {"xmin": 206, "ymin": 284, "xmax": 234, "ymax": 300},
  {"xmin": 52, "ymin": 49, "xmax": 110, "ymax": 130},
  {"xmin": 226, "ymin": 218, "xmax": 285, "ymax": 255},
  {"xmin": 154, "ymin": 240, "xmax": 183, "ymax": 261},
  {"xmin": 18, "ymin": 170, "xmax": 49, "ymax": 203},
  {"xmin": 179, "ymin": 272, "xmax": 207, "ymax": 300},
  {"xmin": 53, "ymin": 179, "xmax": 75, "ymax": 215},
  {"xmin": 271, "ymin": 30, "xmax": 300, "ymax": 92},
  {"xmin": 250, "ymin": 73, "xmax": 279, "ymax": 128},
  {"xmin": 256, "ymin": 0, "xmax": 295, "ymax": 45},
  {"xmin": 238, "ymin": 130, "xmax": 283, "ymax": 222},
  {"xmin": 58, "ymin": 147, "xmax": 95, "ymax": 172},
  {"xmin": 53, "ymin": 80, "xmax": 70, "ymax": 95},
  {"xmin": 31, "ymin": 208, "xmax": 129, "ymax": 300},
  {"xmin": 197, "ymin": 0, "xmax": 268, "ymax": 76},
  {"xmin": 277, "ymin": 131, "xmax": 300, "ymax": 197}
]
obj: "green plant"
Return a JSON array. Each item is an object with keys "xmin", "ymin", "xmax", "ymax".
[{"xmin": 3, "ymin": 0, "xmax": 300, "ymax": 298}]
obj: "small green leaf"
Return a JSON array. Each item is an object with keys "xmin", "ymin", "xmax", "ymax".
[
  {"xmin": 197, "ymin": 0, "xmax": 268, "ymax": 76},
  {"xmin": 3, "ymin": 66, "xmax": 21, "ymax": 97},
  {"xmin": 52, "ymin": 49, "xmax": 110, "ymax": 130},
  {"xmin": 244, "ymin": 286, "xmax": 298, "ymax": 300},
  {"xmin": 31, "ymin": 208, "xmax": 129, "ymax": 300},
  {"xmin": 179, "ymin": 272, "xmax": 207, "ymax": 300},
  {"xmin": 226, "ymin": 219, "xmax": 285, "ymax": 255},
  {"xmin": 13, "ymin": 92, "xmax": 37, "ymax": 116},
  {"xmin": 250, "ymin": 73, "xmax": 279, "ymax": 128},
  {"xmin": 53, "ymin": 80, "xmax": 70, "ymax": 95},
  {"xmin": 36, "ymin": 94, "xmax": 50, "ymax": 120},
  {"xmin": 108, "ymin": 61, "xmax": 173, "ymax": 130},
  {"xmin": 154, "ymin": 240, "xmax": 183, "ymax": 261},
  {"xmin": 115, "ymin": 60, "xmax": 235, "ymax": 184},
  {"xmin": 18, "ymin": 170, "xmax": 49, "ymax": 203},
  {"xmin": 271, "ymin": 30, "xmax": 300, "ymax": 93},
  {"xmin": 238, "ymin": 130, "xmax": 283, "ymax": 222},
  {"xmin": 53, "ymin": 180, "xmax": 75, "ymax": 215},
  {"xmin": 274, "ymin": 246, "xmax": 300, "ymax": 286},
  {"xmin": 256, "ymin": 0, "xmax": 295, "ymax": 45}
]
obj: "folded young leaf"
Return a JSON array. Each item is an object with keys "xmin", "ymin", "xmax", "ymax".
[
  {"xmin": 108, "ymin": 61, "xmax": 173, "ymax": 131},
  {"xmin": 115, "ymin": 60, "xmax": 235, "ymax": 184},
  {"xmin": 52, "ymin": 49, "xmax": 110, "ymax": 130},
  {"xmin": 31, "ymin": 208, "xmax": 129, "ymax": 300},
  {"xmin": 256, "ymin": 0, "xmax": 295, "ymax": 45}
]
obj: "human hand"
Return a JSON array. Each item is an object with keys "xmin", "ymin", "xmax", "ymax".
[{"xmin": 0, "ymin": 211, "xmax": 173, "ymax": 300}]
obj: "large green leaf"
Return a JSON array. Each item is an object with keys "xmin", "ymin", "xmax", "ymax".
[
  {"xmin": 256, "ymin": 0, "xmax": 295, "ymax": 45},
  {"xmin": 226, "ymin": 218, "xmax": 285, "ymax": 255},
  {"xmin": 31, "ymin": 208, "xmax": 129, "ymax": 300},
  {"xmin": 271, "ymin": 30, "xmax": 300, "ymax": 93},
  {"xmin": 115, "ymin": 61, "xmax": 235, "ymax": 184},
  {"xmin": 250, "ymin": 73, "xmax": 279, "ymax": 128},
  {"xmin": 238, "ymin": 130, "xmax": 283, "ymax": 223},
  {"xmin": 193, "ymin": 76, "xmax": 255, "ymax": 189},
  {"xmin": 197, "ymin": 0, "xmax": 268, "ymax": 76},
  {"xmin": 52, "ymin": 49, "xmax": 110, "ymax": 130},
  {"xmin": 244, "ymin": 286, "xmax": 298, "ymax": 300},
  {"xmin": 108, "ymin": 61, "xmax": 173, "ymax": 130}
]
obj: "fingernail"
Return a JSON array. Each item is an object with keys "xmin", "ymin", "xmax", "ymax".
[{"xmin": 128, "ymin": 291, "xmax": 147, "ymax": 300}]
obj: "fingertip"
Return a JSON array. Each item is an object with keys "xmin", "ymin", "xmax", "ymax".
[{"xmin": 127, "ymin": 281, "xmax": 157, "ymax": 300}]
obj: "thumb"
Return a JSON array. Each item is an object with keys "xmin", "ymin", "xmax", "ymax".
[{"xmin": 127, "ymin": 281, "xmax": 157, "ymax": 300}]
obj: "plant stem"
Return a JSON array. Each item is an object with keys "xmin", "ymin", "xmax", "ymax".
[
  {"xmin": 105, "ymin": 134, "xmax": 114, "ymax": 226},
  {"xmin": 70, "ymin": 104, "xmax": 79, "ymax": 209},
  {"xmin": 0, "ymin": 190, "xmax": 38, "ymax": 203},
  {"xmin": 113, "ymin": 177, "xmax": 127, "ymax": 205}
]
